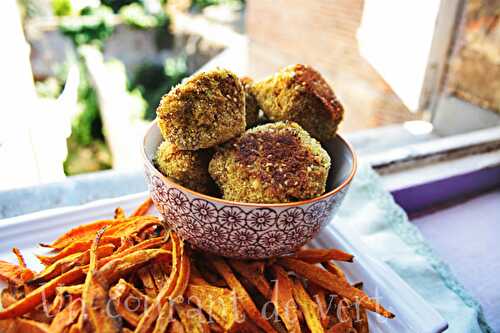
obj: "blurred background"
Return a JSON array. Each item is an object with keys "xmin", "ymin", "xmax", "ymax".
[{"xmin": 0, "ymin": 0, "xmax": 499, "ymax": 190}]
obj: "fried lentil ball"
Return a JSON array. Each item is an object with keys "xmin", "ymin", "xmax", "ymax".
[
  {"xmin": 240, "ymin": 76, "xmax": 259, "ymax": 128},
  {"xmin": 154, "ymin": 141, "xmax": 215, "ymax": 194},
  {"xmin": 209, "ymin": 121, "xmax": 331, "ymax": 203},
  {"xmin": 156, "ymin": 68, "xmax": 246, "ymax": 150},
  {"xmin": 251, "ymin": 64, "xmax": 344, "ymax": 142}
]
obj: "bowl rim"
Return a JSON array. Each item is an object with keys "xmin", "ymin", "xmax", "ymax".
[{"xmin": 142, "ymin": 119, "xmax": 357, "ymax": 208}]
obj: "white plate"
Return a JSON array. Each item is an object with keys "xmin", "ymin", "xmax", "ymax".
[{"xmin": 0, "ymin": 192, "xmax": 448, "ymax": 333}]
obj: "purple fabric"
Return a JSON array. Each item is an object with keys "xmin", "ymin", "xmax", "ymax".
[
  {"xmin": 391, "ymin": 166, "xmax": 500, "ymax": 215},
  {"xmin": 413, "ymin": 190, "xmax": 500, "ymax": 332}
]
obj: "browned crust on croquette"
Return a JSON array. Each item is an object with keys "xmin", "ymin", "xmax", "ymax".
[
  {"xmin": 209, "ymin": 122, "xmax": 331, "ymax": 203},
  {"xmin": 156, "ymin": 69, "xmax": 245, "ymax": 150},
  {"xmin": 240, "ymin": 76, "xmax": 259, "ymax": 128},
  {"xmin": 155, "ymin": 141, "xmax": 216, "ymax": 194},
  {"xmin": 235, "ymin": 132, "xmax": 317, "ymax": 197},
  {"xmin": 292, "ymin": 64, "xmax": 344, "ymax": 124},
  {"xmin": 251, "ymin": 64, "xmax": 344, "ymax": 142}
]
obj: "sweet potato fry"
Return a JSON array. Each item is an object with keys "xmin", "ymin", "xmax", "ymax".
[
  {"xmin": 211, "ymin": 258, "xmax": 276, "ymax": 333},
  {"xmin": 271, "ymin": 265, "xmax": 301, "ymax": 333},
  {"xmin": 175, "ymin": 303, "xmax": 210, "ymax": 333},
  {"xmin": 110, "ymin": 296, "xmax": 141, "ymax": 327},
  {"xmin": 95, "ymin": 249, "xmax": 170, "ymax": 286},
  {"xmin": 189, "ymin": 264, "xmax": 210, "ymax": 286},
  {"xmin": 134, "ymin": 232, "xmax": 183, "ymax": 333},
  {"xmin": 36, "ymin": 237, "xmax": 120, "ymax": 266},
  {"xmin": 0, "ymin": 317, "xmax": 50, "ymax": 333},
  {"xmin": 12, "ymin": 248, "xmax": 27, "ymax": 268},
  {"xmin": 322, "ymin": 262, "xmax": 347, "ymax": 281},
  {"xmin": 46, "ymin": 216, "xmax": 159, "ymax": 250},
  {"xmin": 116, "ymin": 237, "xmax": 134, "ymax": 252},
  {"xmin": 114, "ymin": 207, "xmax": 126, "ymax": 220},
  {"xmin": 306, "ymin": 283, "xmax": 330, "ymax": 328},
  {"xmin": 291, "ymin": 249, "xmax": 353, "ymax": 263},
  {"xmin": 292, "ymin": 279, "xmax": 324, "ymax": 333},
  {"xmin": 132, "ymin": 197, "xmax": 154, "ymax": 217},
  {"xmin": 229, "ymin": 259, "xmax": 272, "ymax": 299},
  {"xmin": 30, "ymin": 244, "xmax": 115, "ymax": 285},
  {"xmin": 352, "ymin": 284, "xmax": 369, "ymax": 333},
  {"xmin": 327, "ymin": 322, "xmax": 353, "ymax": 333},
  {"xmin": 0, "ymin": 259, "xmax": 35, "ymax": 285},
  {"xmin": 0, "ymin": 267, "xmax": 85, "ymax": 320},
  {"xmin": 45, "ymin": 220, "xmax": 117, "ymax": 250},
  {"xmin": 79, "ymin": 228, "xmax": 121, "ymax": 333},
  {"xmin": 168, "ymin": 319, "xmax": 185, "ymax": 333},
  {"xmin": 153, "ymin": 301, "xmax": 173, "ymax": 333},
  {"xmin": 49, "ymin": 298, "xmax": 82, "ymax": 333},
  {"xmin": 185, "ymin": 284, "xmax": 244, "ymax": 332},
  {"xmin": 1, "ymin": 289, "xmax": 17, "ymax": 308},
  {"xmin": 150, "ymin": 262, "xmax": 168, "ymax": 291},
  {"xmin": 109, "ymin": 279, "xmax": 153, "ymax": 327},
  {"xmin": 278, "ymin": 258, "xmax": 394, "ymax": 318},
  {"xmin": 138, "ymin": 267, "xmax": 158, "ymax": 297}
]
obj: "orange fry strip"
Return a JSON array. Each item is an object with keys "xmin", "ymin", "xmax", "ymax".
[
  {"xmin": 49, "ymin": 298, "xmax": 82, "ymax": 333},
  {"xmin": 152, "ymin": 301, "xmax": 173, "ymax": 333},
  {"xmin": 0, "ymin": 267, "xmax": 85, "ymax": 320},
  {"xmin": 271, "ymin": 265, "xmax": 301, "ymax": 333},
  {"xmin": 175, "ymin": 303, "xmax": 210, "ymax": 333},
  {"xmin": 12, "ymin": 248, "xmax": 27, "ymax": 268},
  {"xmin": 36, "ymin": 237, "xmax": 120, "ymax": 266},
  {"xmin": 322, "ymin": 262, "xmax": 347, "ymax": 281},
  {"xmin": 185, "ymin": 284, "xmax": 244, "ymax": 332},
  {"xmin": 291, "ymin": 249, "xmax": 353, "ymax": 263},
  {"xmin": 306, "ymin": 283, "xmax": 330, "ymax": 328},
  {"xmin": 292, "ymin": 279, "xmax": 324, "ymax": 333},
  {"xmin": 134, "ymin": 232, "xmax": 183, "ymax": 333},
  {"xmin": 45, "ymin": 220, "xmax": 117, "ymax": 249},
  {"xmin": 0, "ymin": 260, "xmax": 34, "ymax": 285},
  {"xmin": 30, "ymin": 244, "xmax": 115, "ymax": 284},
  {"xmin": 327, "ymin": 322, "xmax": 352, "ymax": 333},
  {"xmin": 229, "ymin": 260, "xmax": 272, "ymax": 299},
  {"xmin": 0, "ymin": 317, "xmax": 50, "ymax": 333},
  {"xmin": 278, "ymin": 258, "xmax": 394, "ymax": 318},
  {"xmin": 79, "ymin": 228, "xmax": 121, "ymax": 333},
  {"xmin": 114, "ymin": 207, "xmax": 126, "ymax": 220},
  {"xmin": 167, "ymin": 319, "xmax": 185, "ymax": 333},
  {"xmin": 138, "ymin": 267, "xmax": 158, "ymax": 297},
  {"xmin": 132, "ymin": 197, "xmax": 154, "ymax": 217},
  {"xmin": 212, "ymin": 258, "xmax": 277, "ymax": 333}
]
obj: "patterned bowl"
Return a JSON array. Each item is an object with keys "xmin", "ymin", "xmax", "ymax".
[{"xmin": 142, "ymin": 121, "xmax": 357, "ymax": 259}]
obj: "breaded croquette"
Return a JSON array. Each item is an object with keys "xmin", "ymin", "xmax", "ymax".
[
  {"xmin": 251, "ymin": 64, "xmax": 344, "ymax": 142},
  {"xmin": 155, "ymin": 141, "xmax": 215, "ymax": 194},
  {"xmin": 240, "ymin": 76, "xmax": 259, "ymax": 128},
  {"xmin": 156, "ymin": 68, "xmax": 246, "ymax": 150},
  {"xmin": 209, "ymin": 121, "xmax": 331, "ymax": 203}
]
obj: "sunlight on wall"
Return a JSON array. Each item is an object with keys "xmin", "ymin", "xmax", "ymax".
[{"xmin": 358, "ymin": 0, "xmax": 441, "ymax": 111}]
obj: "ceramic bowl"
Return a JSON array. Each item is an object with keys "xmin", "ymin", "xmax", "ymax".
[{"xmin": 142, "ymin": 120, "xmax": 357, "ymax": 259}]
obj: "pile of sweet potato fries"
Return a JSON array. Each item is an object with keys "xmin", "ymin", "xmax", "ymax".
[{"xmin": 0, "ymin": 198, "xmax": 393, "ymax": 333}]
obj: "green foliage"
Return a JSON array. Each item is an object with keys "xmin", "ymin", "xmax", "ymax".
[
  {"xmin": 100, "ymin": 0, "xmax": 139, "ymax": 13},
  {"xmin": 129, "ymin": 57, "xmax": 189, "ymax": 120},
  {"xmin": 72, "ymin": 63, "xmax": 105, "ymax": 146},
  {"xmin": 120, "ymin": 3, "xmax": 162, "ymax": 29},
  {"xmin": 190, "ymin": 0, "xmax": 245, "ymax": 11},
  {"xmin": 63, "ymin": 62, "xmax": 111, "ymax": 175},
  {"xmin": 35, "ymin": 77, "xmax": 62, "ymax": 99},
  {"xmin": 59, "ymin": 6, "xmax": 114, "ymax": 48},
  {"xmin": 52, "ymin": 0, "xmax": 72, "ymax": 16}
]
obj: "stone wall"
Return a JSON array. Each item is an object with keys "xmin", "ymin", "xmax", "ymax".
[{"xmin": 446, "ymin": 0, "xmax": 500, "ymax": 114}]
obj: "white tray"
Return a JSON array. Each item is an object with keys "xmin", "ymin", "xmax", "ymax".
[{"xmin": 0, "ymin": 192, "xmax": 448, "ymax": 333}]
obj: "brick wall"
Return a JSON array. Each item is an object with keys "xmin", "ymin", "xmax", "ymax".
[{"xmin": 245, "ymin": 0, "xmax": 420, "ymax": 131}]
